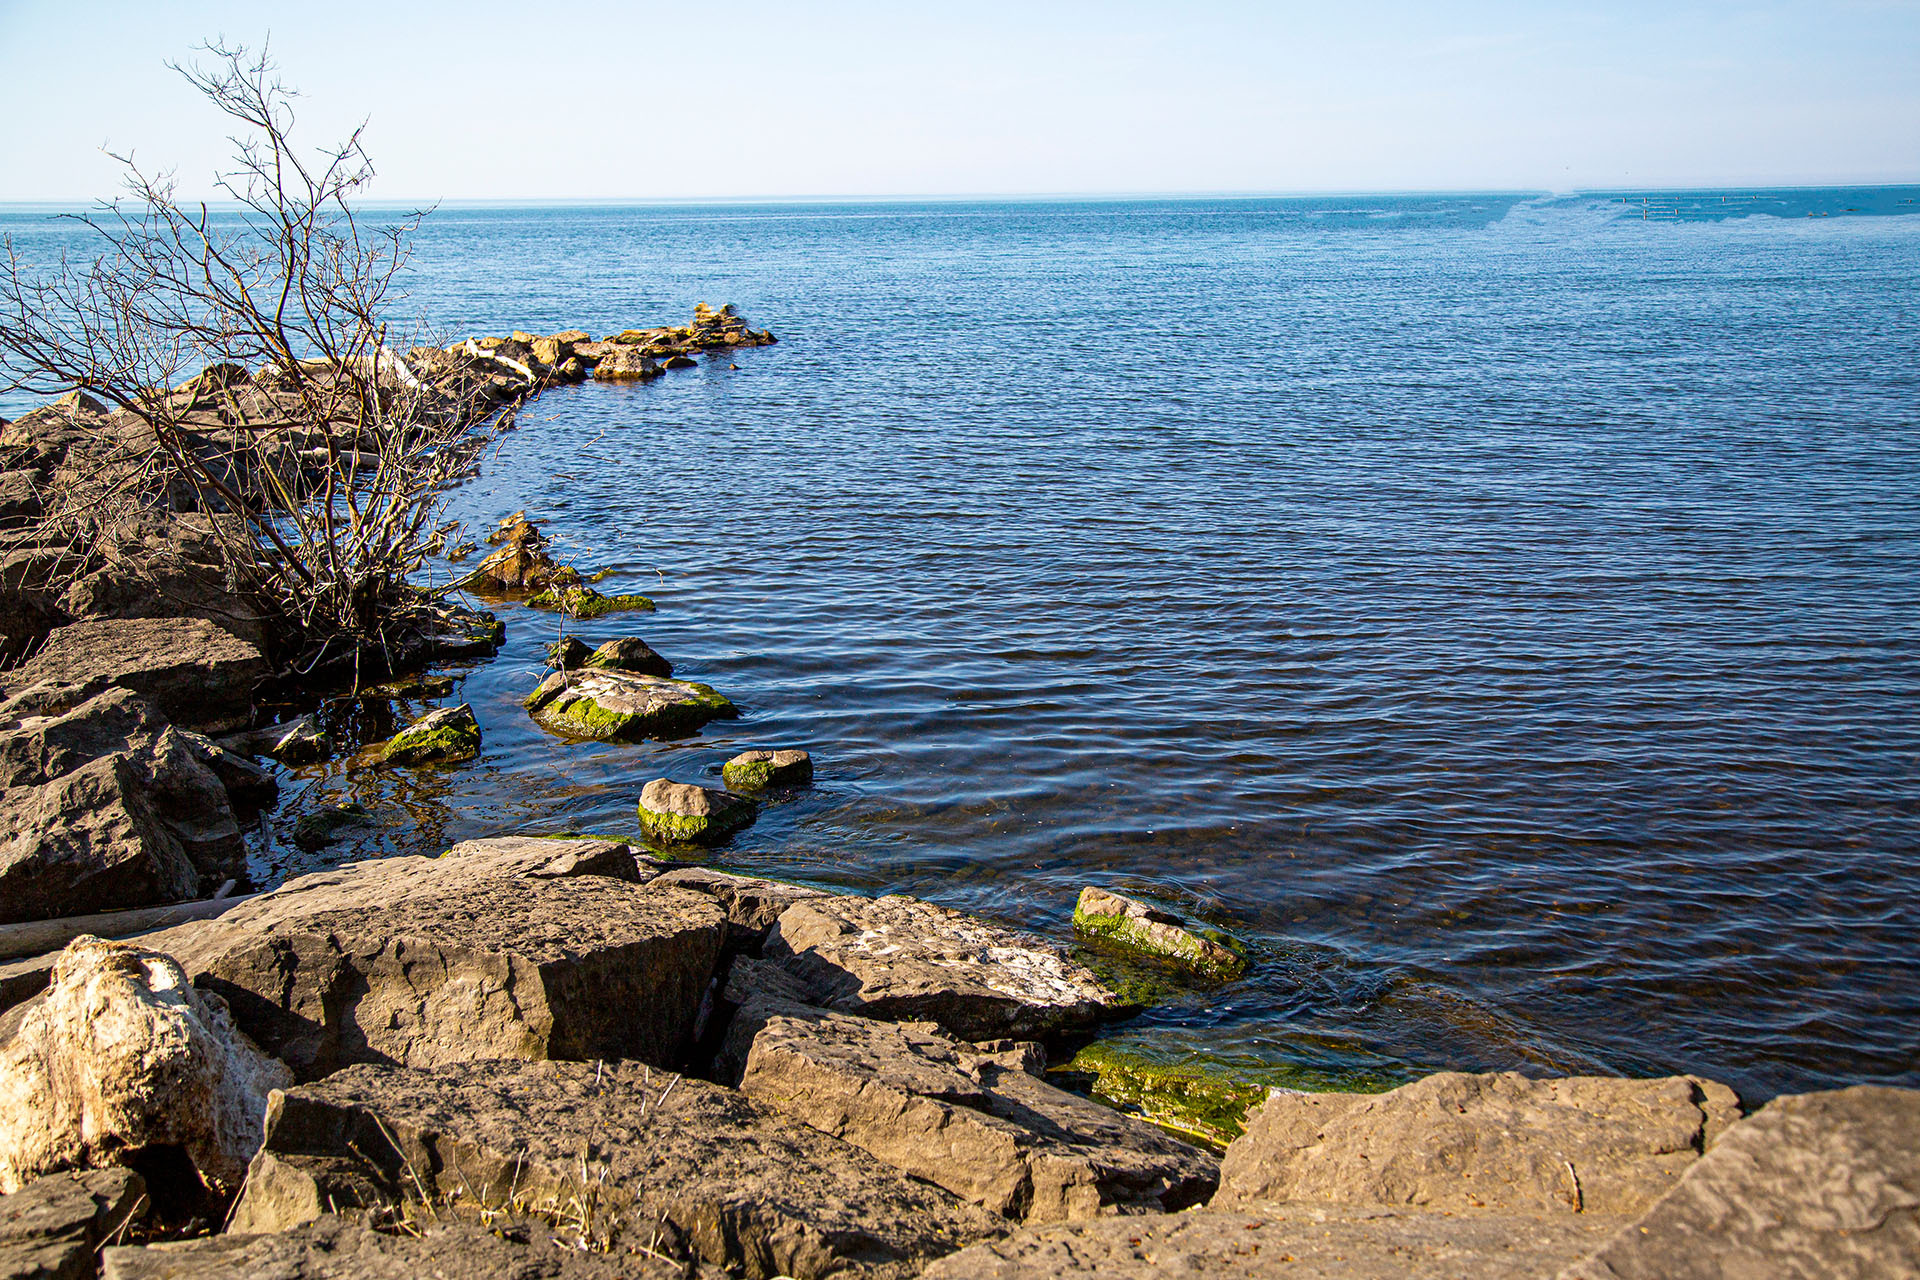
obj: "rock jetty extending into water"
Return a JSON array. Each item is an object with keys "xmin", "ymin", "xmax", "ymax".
[{"xmin": 0, "ymin": 306, "xmax": 1913, "ymax": 1279}]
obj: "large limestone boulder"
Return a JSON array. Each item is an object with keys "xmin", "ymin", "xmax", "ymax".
[
  {"xmin": 636, "ymin": 778, "xmax": 757, "ymax": 846},
  {"xmin": 228, "ymin": 1059, "xmax": 1005, "ymax": 1279},
  {"xmin": 921, "ymin": 1203, "xmax": 1617, "ymax": 1280},
  {"xmin": 0, "ymin": 937, "xmax": 292, "ymax": 1196},
  {"xmin": 0, "ymin": 1167, "xmax": 147, "ymax": 1280},
  {"xmin": 102, "ymin": 1215, "xmax": 667, "ymax": 1280},
  {"xmin": 10, "ymin": 618, "xmax": 265, "ymax": 734},
  {"xmin": 1561, "ymin": 1084, "xmax": 1920, "ymax": 1280},
  {"xmin": 762, "ymin": 895, "xmax": 1129, "ymax": 1041},
  {"xmin": 737, "ymin": 1005, "xmax": 1218, "ymax": 1222},
  {"xmin": 524, "ymin": 668, "xmax": 734, "ymax": 741},
  {"xmin": 590, "ymin": 346, "xmax": 662, "ymax": 381},
  {"xmin": 142, "ymin": 849, "xmax": 727, "ymax": 1081},
  {"xmin": 650, "ymin": 865, "xmax": 831, "ymax": 943},
  {"xmin": 0, "ymin": 684, "xmax": 246, "ymax": 923},
  {"xmin": 1218, "ymin": 1069, "xmax": 1743, "ymax": 1219}
]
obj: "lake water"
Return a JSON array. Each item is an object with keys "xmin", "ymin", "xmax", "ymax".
[{"xmin": 5, "ymin": 189, "xmax": 1918, "ymax": 1102}]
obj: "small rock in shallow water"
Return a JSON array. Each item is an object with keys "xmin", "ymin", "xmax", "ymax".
[
  {"xmin": 723, "ymin": 747, "xmax": 813, "ymax": 790},
  {"xmin": 524, "ymin": 585, "xmax": 655, "ymax": 618},
  {"xmin": 1072, "ymin": 887, "xmax": 1248, "ymax": 979},
  {"xmin": 585, "ymin": 636, "xmax": 673, "ymax": 676},
  {"xmin": 637, "ymin": 778, "xmax": 757, "ymax": 846},
  {"xmin": 525, "ymin": 669, "xmax": 733, "ymax": 741},
  {"xmin": 290, "ymin": 802, "xmax": 373, "ymax": 851},
  {"xmin": 544, "ymin": 636, "xmax": 591, "ymax": 670},
  {"xmin": 373, "ymin": 703, "xmax": 480, "ymax": 766}
]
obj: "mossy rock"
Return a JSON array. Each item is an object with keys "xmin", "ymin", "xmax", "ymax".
[
  {"xmin": 637, "ymin": 778, "xmax": 756, "ymax": 847},
  {"xmin": 290, "ymin": 802, "xmax": 375, "ymax": 852},
  {"xmin": 722, "ymin": 748, "xmax": 813, "ymax": 791},
  {"xmin": 1072, "ymin": 887, "xmax": 1249, "ymax": 980},
  {"xmin": 1052, "ymin": 1043, "xmax": 1272, "ymax": 1149},
  {"xmin": 525, "ymin": 586, "xmax": 655, "ymax": 619},
  {"xmin": 524, "ymin": 669, "xmax": 735, "ymax": 742},
  {"xmin": 374, "ymin": 703, "xmax": 482, "ymax": 766}
]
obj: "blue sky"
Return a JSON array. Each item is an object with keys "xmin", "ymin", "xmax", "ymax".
[{"xmin": 0, "ymin": 1, "xmax": 1914, "ymax": 201}]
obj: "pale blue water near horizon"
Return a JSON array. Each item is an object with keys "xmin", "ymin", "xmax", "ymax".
[{"xmin": 4, "ymin": 188, "xmax": 1918, "ymax": 1102}]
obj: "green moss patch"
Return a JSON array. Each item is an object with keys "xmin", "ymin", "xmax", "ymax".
[
  {"xmin": 1053, "ymin": 1043, "xmax": 1270, "ymax": 1150},
  {"xmin": 1072, "ymin": 901, "xmax": 1250, "ymax": 980},
  {"xmin": 525, "ymin": 586, "xmax": 655, "ymax": 618}
]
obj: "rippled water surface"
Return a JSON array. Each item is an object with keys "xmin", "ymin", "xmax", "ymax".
[{"xmin": 8, "ymin": 190, "xmax": 1919, "ymax": 1100}]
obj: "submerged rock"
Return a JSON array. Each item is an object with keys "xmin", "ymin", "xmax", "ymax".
[
  {"xmin": 763, "ymin": 895, "xmax": 1130, "ymax": 1042},
  {"xmin": 228, "ymin": 1059, "xmax": 1005, "ymax": 1277},
  {"xmin": 723, "ymin": 747, "xmax": 814, "ymax": 790},
  {"xmin": 637, "ymin": 778, "xmax": 757, "ymax": 846},
  {"xmin": 524, "ymin": 668, "xmax": 733, "ymax": 741},
  {"xmin": 584, "ymin": 636, "xmax": 672, "ymax": 676},
  {"xmin": 1218, "ymin": 1069, "xmax": 1742, "ymax": 1218},
  {"xmin": 737, "ymin": 1005, "xmax": 1218, "ymax": 1222},
  {"xmin": 0, "ymin": 936, "xmax": 292, "ymax": 1196},
  {"xmin": 0, "ymin": 1167, "xmax": 148, "ymax": 1280},
  {"xmin": 1071, "ymin": 887, "xmax": 1248, "ymax": 980},
  {"xmin": 1561, "ymin": 1084, "xmax": 1920, "ymax": 1280},
  {"xmin": 103, "ymin": 1215, "xmax": 664, "ymax": 1280},
  {"xmin": 524, "ymin": 585, "xmax": 654, "ymax": 618},
  {"xmin": 288, "ymin": 802, "xmax": 373, "ymax": 852},
  {"xmin": 140, "ymin": 850, "xmax": 727, "ymax": 1081},
  {"xmin": 1052, "ymin": 1043, "xmax": 1270, "ymax": 1148},
  {"xmin": 371, "ymin": 702, "xmax": 481, "ymax": 765}
]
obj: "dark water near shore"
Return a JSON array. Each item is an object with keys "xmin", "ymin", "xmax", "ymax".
[{"xmin": 6, "ymin": 190, "xmax": 1919, "ymax": 1101}]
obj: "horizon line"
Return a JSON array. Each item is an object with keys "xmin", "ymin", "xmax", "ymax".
[{"xmin": 2, "ymin": 181, "xmax": 1918, "ymax": 213}]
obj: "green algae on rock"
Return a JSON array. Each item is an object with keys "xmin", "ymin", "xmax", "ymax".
[
  {"xmin": 525, "ymin": 586, "xmax": 656, "ymax": 618},
  {"xmin": 637, "ymin": 778, "xmax": 757, "ymax": 847},
  {"xmin": 1072, "ymin": 887, "xmax": 1249, "ymax": 980},
  {"xmin": 1052, "ymin": 1043, "xmax": 1272, "ymax": 1149},
  {"xmin": 290, "ymin": 802, "xmax": 375, "ymax": 852},
  {"xmin": 524, "ymin": 669, "xmax": 735, "ymax": 742},
  {"xmin": 722, "ymin": 748, "xmax": 813, "ymax": 791},
  {"xmin": 374, "ymin": 703, "xmax": 482, "ymax": 766}
]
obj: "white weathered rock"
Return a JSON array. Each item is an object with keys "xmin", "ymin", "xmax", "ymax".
[{"xmin": 0, "ymin": 936, "xmax": 291, "ymax": 1195}]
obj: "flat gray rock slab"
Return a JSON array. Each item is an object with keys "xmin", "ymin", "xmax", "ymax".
[
  {"xmin": 142, "ymin": 851, "xmax": 726, "ymax": 1080},
  {"xmin": 10, "ymin": 618, "xmax": 265, "ymax": 734},
  {"xmin": 102, "ymin": 1215, "xmax": 669, "ymax": 1280},
  {"xmin": 1561, "ymin": 1084, "xmax": 1920, "ymax": 1280},
  {"xmin": 1219, "ymin": 1069, "xmax": 1743, "ymax": 1219},
  {"xmin": 651, "ymin": 865, "xmax": 830, "ymax": 941},
  {"xmin": 920, "ymin": 1203, "xmax": 1618, "ymax": 1280},
  {"xmin": 0, "ymin": 1167, "xmax": 145, "ymax": 1280},
  {"xmin": 738, "ymin": 1005, "xmax": 1218, "ymax": 1222},
  {"xmin": 440, "ymin": 835, "xmax": 658, "ymax": 882},
  {"xmin": 230, "ymin": 1059, "xmax": 1004, "ymax": 1280},
  {"xmin": 763, "ymin": 894, "xmax": 1128, "ymax": 1041}
]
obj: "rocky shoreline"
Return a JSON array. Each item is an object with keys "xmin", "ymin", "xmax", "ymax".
[{"xmin": 0, "ymin": 314, "xmax": 1914, "ymax": 1278}]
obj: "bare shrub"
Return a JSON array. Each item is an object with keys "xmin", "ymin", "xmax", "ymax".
[{"xmin": 0, "ymin": 42, "xmax": 509, "ymax": 666}]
